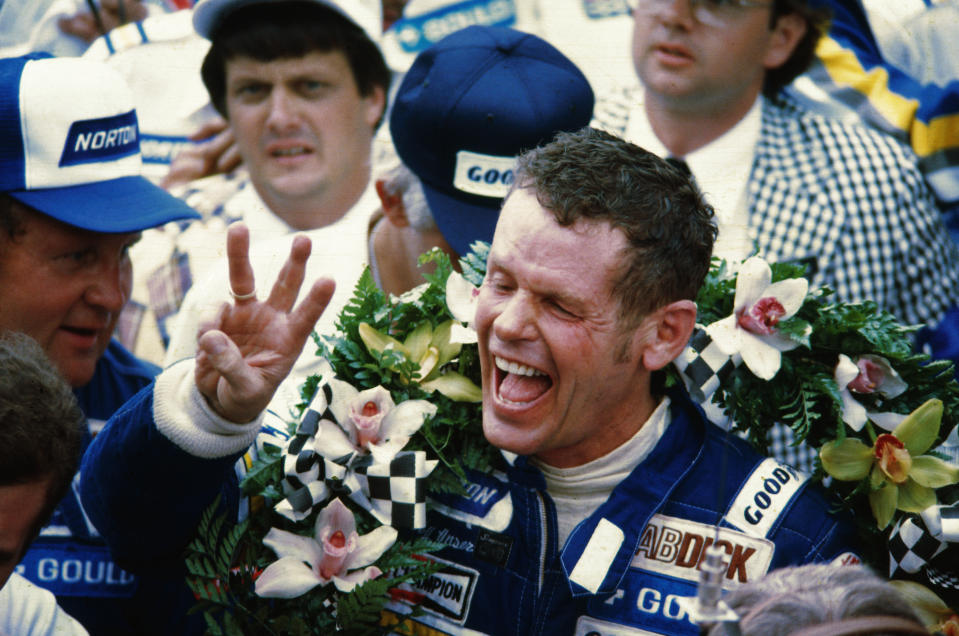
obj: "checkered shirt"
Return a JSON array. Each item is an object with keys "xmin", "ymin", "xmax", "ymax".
[{"xmin": 594, "ymin": 89, "xmax": 959, "ymax": 328}]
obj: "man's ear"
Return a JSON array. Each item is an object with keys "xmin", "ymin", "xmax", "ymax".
[
  {"xmin": 363, "ymin": 85, "xmax": 387, "ymax": 129},
  {"xmin": 763, "ymin": 11, "xmax": 807, "ymax": 70},
  {"xmin": 374, "ymin": 179, "xmax": 410, "ymax": 227},
  {"xmin": 638, "ymin": 299, "xmax": 697, "ymax": 371}
]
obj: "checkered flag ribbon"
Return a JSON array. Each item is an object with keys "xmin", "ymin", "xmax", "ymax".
[
  {"xmin": 887, "ymin": 502, "xmax": 959, "ymax": 577},
  {"xmin": 275, "ymin": 376, "xmax": 437, "ymax": 529},
  {"xmin": 674, "ymin": 327, "xmax": 743, "ymax": 429},
  {"xmin": 275, "ymin": 381, "xmax": 358, "ymax": 522},
  {"xmin": 355, "ymin": 450, "xmax": 437, "ymax": 530}
]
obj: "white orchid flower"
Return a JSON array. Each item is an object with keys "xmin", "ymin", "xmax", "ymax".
[
  {"xmin": 705, "ymin": 257, "xmax": 808, "ymax": 381},
  {"xmin": 255, "ymin": 498, "xmax": 397, "ymax": 598},
  {"xmin": 317, "ymin": 384, "xmax": 437, "ymax": 465},
  {"xmin": 445, "ymin": 271, "xmax": 479, "ymax": 344},
  {"xmin": 835, "ymin": 354, "xmax": 908, "ymax": 431}
]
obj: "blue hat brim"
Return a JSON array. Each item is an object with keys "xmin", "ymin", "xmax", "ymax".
[
  {"xmin": 420, "ymin": 180, "xmax": 501, "ymax": 259},
  {"xmin": 8, "ymin": 175, "xmax": 200, "ymax": 233}
]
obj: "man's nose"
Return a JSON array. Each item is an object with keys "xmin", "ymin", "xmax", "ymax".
[
  {"xmin": 656, "ymin": 0, "xmax": 698, "ymax": 26},
  {"xmin": 493, "ymin": 293, "xmax": 537, "ymax": 342},
  {"xmin": 84, "ymin": 258, "xmax": 128, "ymax": 313},
  {"xmin": 265, "ymin": 87, "xmax": 299, "ymax": 131}
]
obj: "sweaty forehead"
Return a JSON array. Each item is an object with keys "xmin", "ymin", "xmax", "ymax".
[
  {"xmin": 490, "ymin": 191, "xmax": 626, "ymax": 292},
  {"xmin": 492, "ymin": 190, "xmax": 624, "ymax": 258}
]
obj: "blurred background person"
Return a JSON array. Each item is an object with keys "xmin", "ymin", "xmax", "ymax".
[
  {"xmin": 706, "ymin": 564, "xmax": 928, "ymax": 636},
  {"xmin": 0, "ymin": 333, "xmax": 86, "ymax": 636}
]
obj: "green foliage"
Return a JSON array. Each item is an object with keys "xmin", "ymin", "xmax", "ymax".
[
  {"xmin": 313, "ymin": 248, "xmax": 492, "ymax": 483},
  {"xmin": 184, "ymin": 245, "xmax": 496, "ymax": 634},
  {"xmin": 695, "ymin": 257, "xmax": 959, "ymax": 582},
  {"xmin": 456, "ymin": 241, "xmax": 490, "ymax": 287},
  {"xmin": 184, "ymin": 496, "xmax": 264, "ymax": 634},
  {"xmin": 699, "ymin": 262, "xmax": 959, "ymax": 452}
]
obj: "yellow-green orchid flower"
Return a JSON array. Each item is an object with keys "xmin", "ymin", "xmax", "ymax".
[
  {"xmin": 358, "ymin": 321, "xmax": 481, "ymax": 402},
  {"xmin": 820, "ymin": 399, "xmax": 959, "ymax": 529}
]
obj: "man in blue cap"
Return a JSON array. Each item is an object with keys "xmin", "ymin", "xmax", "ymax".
[{"xmin": 0, "ymin": 53, "xmax": 201, "ymax": 634}]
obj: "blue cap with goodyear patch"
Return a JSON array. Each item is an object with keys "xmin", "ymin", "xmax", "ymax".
[
  {"xmin": 389, "ymin": 25, "xmax": 595, "ymax": 257},
  {"xmin": 0, "ymin": 53, "xmax": 200, "ymax": 233}
]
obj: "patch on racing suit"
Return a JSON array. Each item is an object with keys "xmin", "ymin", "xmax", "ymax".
[
  {"xmin": 429, "ymin": 470, "xmax": 512, "ymax": 532},
  {"xmin": 474, "ymin": 529, "xmax": 512, "ymax": 567},
  {"xmin": 387, "ymin": 555, "xmax": 479, "ymax": 625},
  {"xmin": 723, "ymin": 457, "xmax": 808, "ymax": 538},
  {"xmin": 632, "ymin": 514, "xmax": 773, "ymax": 590},
  {"xmin": 586, "ymin": 569, "xmax": 703, "ymax": 635}
]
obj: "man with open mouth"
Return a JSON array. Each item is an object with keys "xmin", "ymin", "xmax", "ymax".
[{"xmin": 80, "ymin": 127, "xmax": 861, "ymax": 635}]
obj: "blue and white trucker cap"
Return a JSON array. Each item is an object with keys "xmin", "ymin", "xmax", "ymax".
[
  {"xmin": 193, "ymin": 0, "xmax": 382, "ymax": 42},
  {"xmin": 0, "ymin": 53, "xmax": 200, "ymax": 233},
  {"xmin": 389, "ymin": 26, "xmax": 595, "ymax": 257}
]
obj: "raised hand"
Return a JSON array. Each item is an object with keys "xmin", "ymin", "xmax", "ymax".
[
  {"xmin": 194, "ymin": 224, "xmax": 334, "ymax": 423},
  {"xmin": 160, "ymin": 118, "xmax": 242, "ymax": 191}
]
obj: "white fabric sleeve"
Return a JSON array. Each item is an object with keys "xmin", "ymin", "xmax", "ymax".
[
  {"xmin": 152, "ymin": 359, "xmax": 264, "ymax": 459},
  {"xmin": 0, "ymin": 572, "xmax": 88, "ymax": 636}
]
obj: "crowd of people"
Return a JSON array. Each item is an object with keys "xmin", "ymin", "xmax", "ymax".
[{"xmin": 0, "ymin": 0, "xmax": 958, "ymax": 634}]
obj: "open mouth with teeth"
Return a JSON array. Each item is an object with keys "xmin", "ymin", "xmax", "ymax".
[{"xmin": 494, "ymin": 356, "xmax": 553, "ymax": 406}]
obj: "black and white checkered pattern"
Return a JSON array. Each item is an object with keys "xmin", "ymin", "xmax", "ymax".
[
  {"xmin": 674, "ymin": 328, "xmax": 741, "ymax": 429},
  {"xmin": 279, "ymin": 382, "xmax": 354, "ymax": 521},
  {"xmin": 594, "ymin": 89, "xmax": 959, "ymax": 328},
  {"xmin": 888, "ymin": 514, "xmax": 948, "ymax": 577},
  {"xmin": 277, "ymin": 378, "xmax": 436, "ymax": 529},
  {"xmin": 355, "ymin": 451, "xmax": 434, "ymax": 530},
  {"xmin": 926, "ymin": 566, "xmax": 959, "ymax": 591},
  {"xmin": 673, "ymin": 330, "xmax": 821, "ymax": 474},
  {"xmin": 767, "ymin": 423, "xmax": 817, "ymax": 475}
]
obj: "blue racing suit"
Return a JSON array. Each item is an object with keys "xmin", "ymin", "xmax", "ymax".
[
  {"xmin": 382, "ymin": 388, "xmax": 861, "ymax": 635},
  {"xmin": 19, "ymin": 341, "xmax": 202, "ymax": 636},
  {"xmin": 80, "ymin": 364, "xmax": 860, "ymax": 636}
]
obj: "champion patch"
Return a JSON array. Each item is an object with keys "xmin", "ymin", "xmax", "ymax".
[
  {"xmin": 452, "ymin": 150, "xmax": 515, "ymax": 198},
  {"xmin": 59, "ymin": 110, "xmax": 139, "ymax": 167},
  {"xmin": 631, "ymin": 514, "xmax": 773, "ymax": 590},
  {"xmin": 724, "ymin": 458, "xmax": 808, "ymax": 538},
  {"xmin": 387, "ymin": 555, "xmax": 479, "ymax": 624}
]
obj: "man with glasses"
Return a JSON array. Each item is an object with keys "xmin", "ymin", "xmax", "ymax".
[{"xmin": 597, "ymin": 0, "xmax": 959, "ymax": 342}]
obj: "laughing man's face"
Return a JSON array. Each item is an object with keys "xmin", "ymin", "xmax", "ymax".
[{"xmin": 475, "ymin": 188, "xmax": 654, "ymax": 468}]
